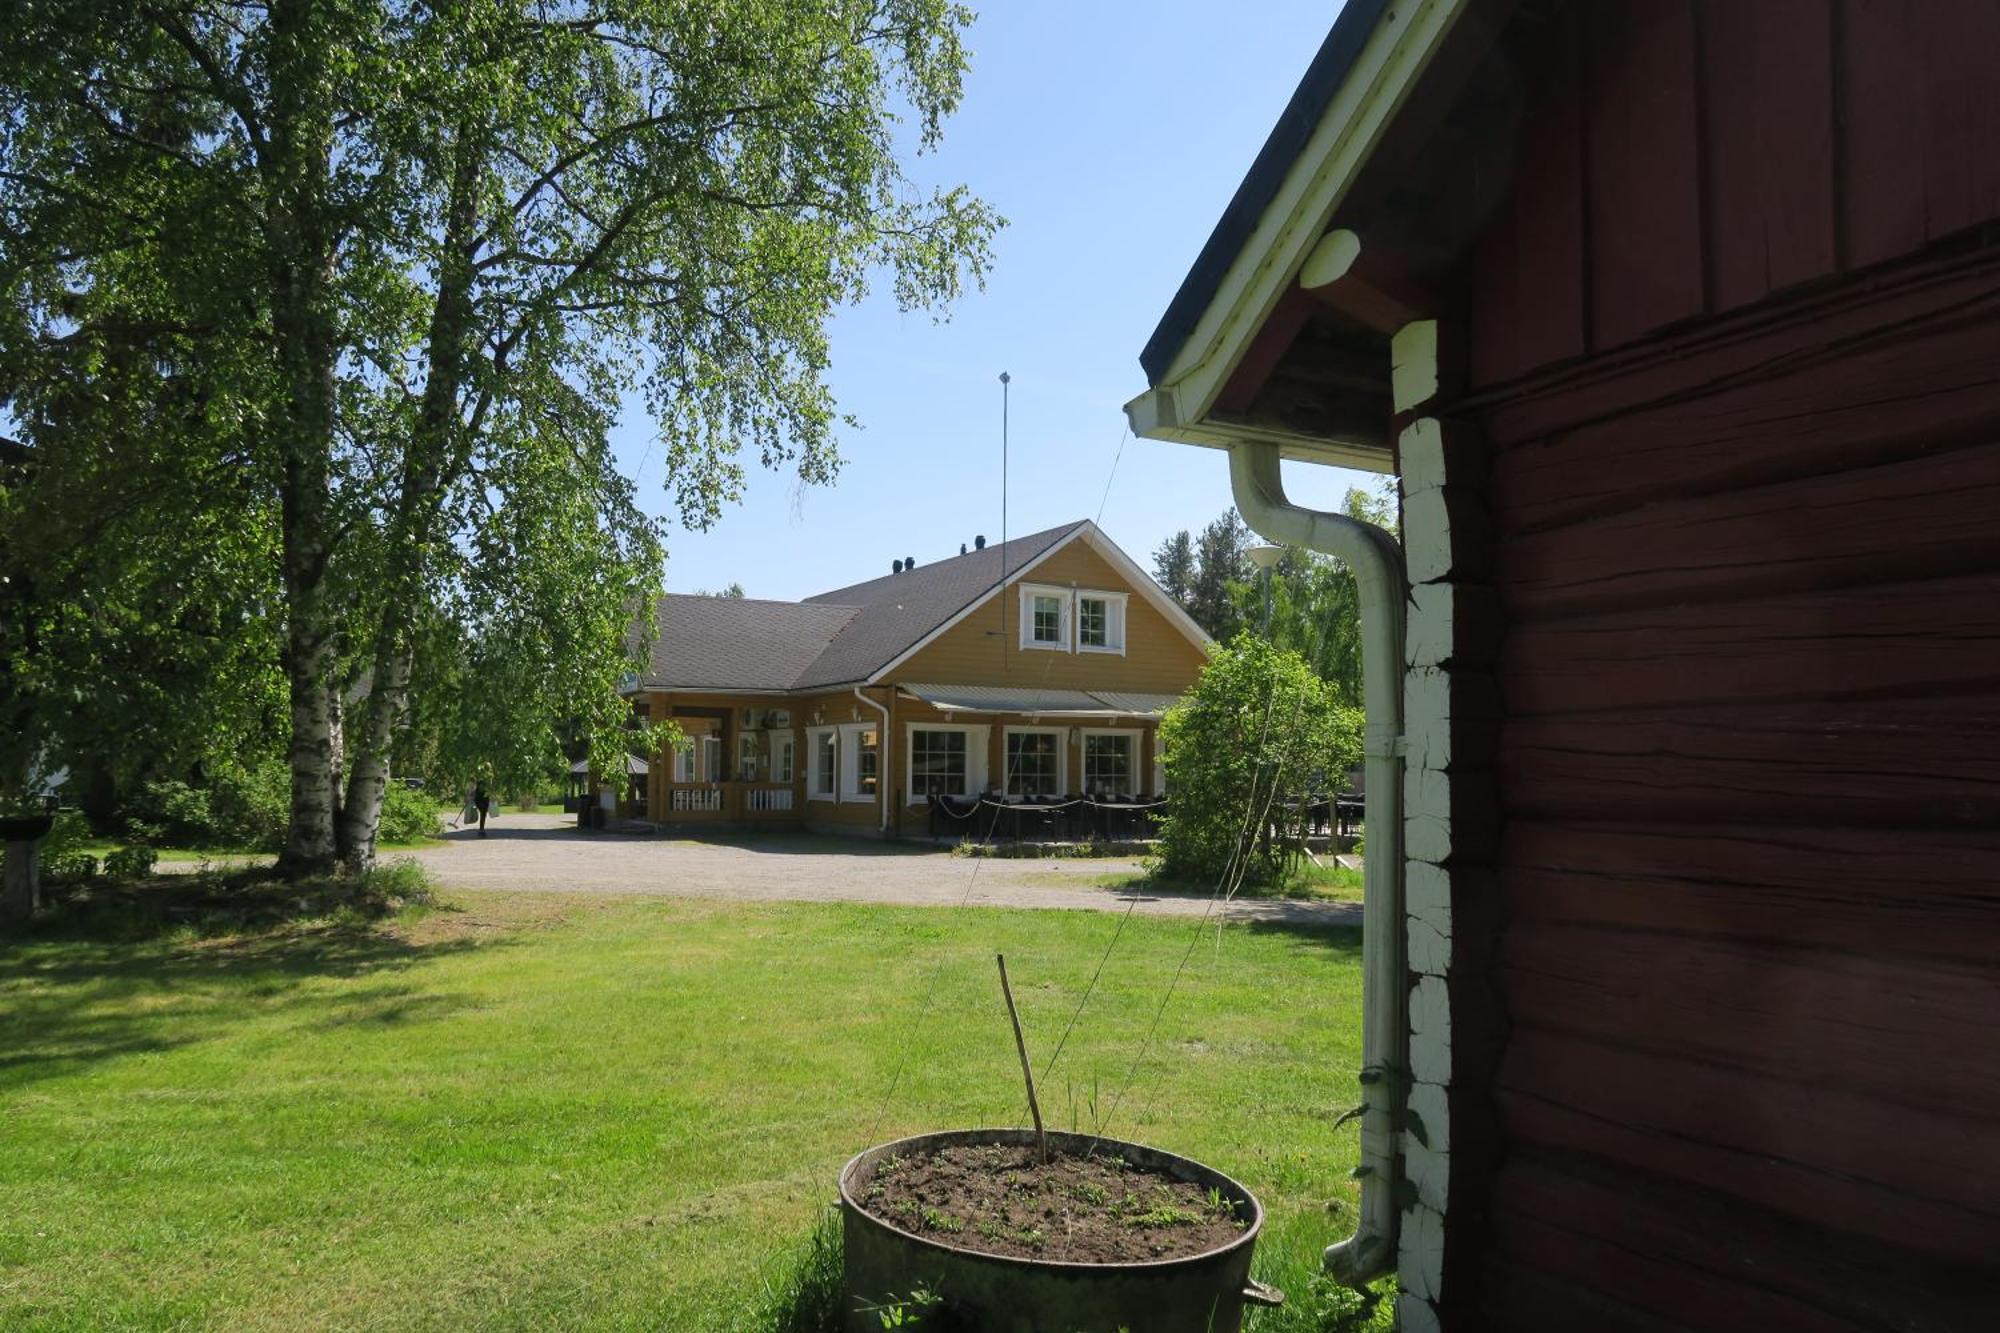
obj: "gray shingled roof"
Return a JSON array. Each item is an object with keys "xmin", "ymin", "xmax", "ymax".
[
  {"xmin": 641, "ymin": 595, "xmax": 860, "ymax": 690},
  {"xmin": 638, "ymin": 522, "xmax": 1088, "ymax": 692},
  {"xmin": 794, "ymin": 522, "xmax": 1086, "ymax": 688}
]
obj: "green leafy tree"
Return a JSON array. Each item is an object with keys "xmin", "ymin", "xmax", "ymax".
[
  {"xmin": 1157, "ymin": 635, "xmax": 1363, "ymax": 886},
  {"xmin": 1, "ymin": 1, "xmax": 997, "ymax": 873},
  {"xmin": 1221, "ymin": 483, "xmax": 1397, "ymax": 707}
]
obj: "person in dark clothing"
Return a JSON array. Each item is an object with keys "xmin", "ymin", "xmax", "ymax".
[{"xmin": 473, "ymin": 782, "xmax": 491, "ymax": 837}]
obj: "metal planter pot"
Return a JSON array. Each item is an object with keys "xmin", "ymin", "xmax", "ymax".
[{"xmin": 838, "ymin": 1128, "xmax": 1283, "ymax": 1333}]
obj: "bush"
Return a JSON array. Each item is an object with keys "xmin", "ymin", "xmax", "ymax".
[
  {"xmin": 103, "ymin": 845, "xmax": 160, "ymax": 879},
  {"xmin": 42, "ymin": 809, "xmax": 95, "ymax": 860},
  {"xmin": 1157, "ymin": 634, "xmax": 1363, "ymax": 887},
  {"xmin": 207, "ymin": 760, "xmax": 291, "ymax": 851},
  {"xmin": 377, "ymin": 784, "xmax": 443, "ymax": 844},
  {"xmin": 43, "ymin": 851, "xmax": 99, "ymax": 882},
  {"xmin": 130, "ymin": 779, "xmax": 216, "ymax": 845}
]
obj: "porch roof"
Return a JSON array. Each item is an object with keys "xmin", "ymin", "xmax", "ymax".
[{"xmin": 899, "ymin": 683, "xmax": 1182, "ymax": 719}]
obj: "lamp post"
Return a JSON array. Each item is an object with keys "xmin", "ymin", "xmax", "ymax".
[{"xmin": 1246, "ymin": 544, "xmax": 1285, "ymax": 635}]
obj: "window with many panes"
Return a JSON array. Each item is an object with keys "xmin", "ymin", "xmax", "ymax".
[
  {"xmin": 1032, "ymin": 594, "xmax": 1064, "ymax": 644},
  {"xmin": 809, "ymin": 728, "xmax": 837, "ymax": 799},
  {"xmin": 1077, "ymin": 592, "xmax": 1125, "ymax": 653},
  {"xmin": 910, "ymin": 729, "xmax": 969, "ymax": 798},
  {"xmin": 673, "ymin": 739, "xmax": 696, "ymax": 782},
  {"xmin": 1083, "ymin": 732, "xmax": 1133, "ymax": 796},
  {"xmin": 1006, "ymin": 730, "xmax": 1063, "ymax": 798},
  {"xmin": 839, "ymin": 723, "xmax": 878, "ymax": 801}
]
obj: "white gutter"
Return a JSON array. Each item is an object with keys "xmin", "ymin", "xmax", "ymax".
[
  {"xmin": 852, "ymin": 686, "xmax": 892, "ymax": 834},
  {"xmin": 1229, "ymin": 440, "xmax": 1408, "ymax": 1285}
]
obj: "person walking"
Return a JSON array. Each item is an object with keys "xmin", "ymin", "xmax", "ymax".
[{"xmin": 473, "ymin": 781, "xmax": 491, "ymax": 837}]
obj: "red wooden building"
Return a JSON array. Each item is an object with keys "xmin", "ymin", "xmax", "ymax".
[{"xmin": 1128, "ymin": 2, "xmax": 2000, "ymax": 1329}]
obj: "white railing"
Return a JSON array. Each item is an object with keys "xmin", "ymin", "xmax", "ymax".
[
  {"xmin": 670, "ymin": 787, "xmax": 724, "ymax": 812},
  {"xmin": 747, "ymin": 786, "xmax": 794, "ymax": 813}
]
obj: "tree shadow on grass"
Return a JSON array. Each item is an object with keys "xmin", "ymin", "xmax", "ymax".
[
  {"xmin": 0, "ymin": 869, "xmax": 498, "ymax": 1093},
  {"xmin": 1234, "ymin": 916, "xmax": 1366, "ymax": 963}
]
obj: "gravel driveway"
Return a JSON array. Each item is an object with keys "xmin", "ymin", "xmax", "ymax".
[{"xmin": 410, "ymin": 812, "xmax": 1359, "ymax": 927}]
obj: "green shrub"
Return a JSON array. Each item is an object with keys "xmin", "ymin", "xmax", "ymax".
[
  {"xmin": 377, "ymin": 785, "xmax": 442, "ymax": 844},
  {"xmin": 42, "ymin": 809, "xmax": 94, "ymax": 860},
  {"xmin": 1157, "ymin": 634, "xmax": 1363, "ymax": 887},
  {"xmin": 132, "ymin": 779, "xmax": 216, "ymax": 844},
  {"xmin": 207, "ymin": 760, "xmax": 291, "ymax": 851},
  {"xmin": 104, "ymin": 845, "xmax": 160, "ymax": 879},
  {"xmin": 43, "ymin": 851, "xmax": 99, "ymax": 881}
]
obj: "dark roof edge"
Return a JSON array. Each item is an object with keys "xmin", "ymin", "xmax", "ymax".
[{"xmin": 1137, "ymin": 0, "xmax": 1393, "ymax": 386}]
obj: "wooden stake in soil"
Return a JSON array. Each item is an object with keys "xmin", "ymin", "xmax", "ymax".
[{"xmin": 996, "ymin": 953, "xmax": 1048, "ymax": 1163}]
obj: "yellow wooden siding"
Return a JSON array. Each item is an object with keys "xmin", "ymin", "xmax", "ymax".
[{"xmin": 888, "ymin": 539, "xmax": 1207, "ymax": 691}]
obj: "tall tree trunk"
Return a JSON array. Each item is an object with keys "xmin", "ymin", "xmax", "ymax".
[
  {"xmin": 336, "ymin": 126, "xmax": 485, "ymax": 872},
  {"xmin": 268, "ymin": 0, "xmax": 343, "ymax": 879}
]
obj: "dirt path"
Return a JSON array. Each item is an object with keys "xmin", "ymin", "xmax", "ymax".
[{"xmin": 404, "ymin": 812, "xmax": 1360, "ymax": 928}]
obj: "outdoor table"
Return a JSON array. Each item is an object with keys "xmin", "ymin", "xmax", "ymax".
[{"xmin": 1092, "ymin": 801, "xmax": 1154, "ymax": 841}]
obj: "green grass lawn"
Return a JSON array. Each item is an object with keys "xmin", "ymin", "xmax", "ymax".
[
  {"xmin": 1052, "ymin": 859, "xmax": 1366, "ymax": 905},
  {"xmin": 0, "ymin": 888, "xmax": 1387, "ymax": 1331}
]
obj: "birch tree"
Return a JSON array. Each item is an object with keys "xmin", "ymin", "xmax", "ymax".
[{"xmin": 2, "ymin": 1, "xmax": 996, "ymax": 873}]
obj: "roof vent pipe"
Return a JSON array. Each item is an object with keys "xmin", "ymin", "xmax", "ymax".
[
  {"xmin": 974, "ymin": 535, "xmax": 986, "ymax": 550},
  {"xmin": 1228, "ymin": 439, "xmax": 1408, "ymax": 1287},
  {"xmin": 892, "ymin": 559, "xmax": 904, "ymax": 575},
  {"xmin": 905, "ymin": 555, "xmax": 916, "ymax": 569}
]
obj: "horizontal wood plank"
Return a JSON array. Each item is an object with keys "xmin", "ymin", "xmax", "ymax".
[
  {"xmin": 1500, "ymin": 572, "xmax": 2000, "ymax": 715},
  {"xmin": 1494, "ymin": 1150, "xmax": 1998, "ymax": 1332},
  {"xmin": 1498, "ymin": 441, "xmax": 2000, "ymax": 619},
  {"xmin": 1499, "ymin": 921, "xmax": 2000, "ymax": 1115},
  {"xmin": 1489, "ymin": 299, "xmax": 2000, "ymax": 534},
  {"xmin": 1499, "ymin": 697, "xmax": 2000, "ymax": 829},
  {"xmin": 1499, "ymin": 820, "xmax": 2000, "ymax": 963},
  {"xmin": 1497, "ymin": 1031, "xmax": 2000, "ymax": 1266}
]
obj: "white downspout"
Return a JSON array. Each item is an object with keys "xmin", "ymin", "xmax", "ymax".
[
  {"xmin": 1228, "ymin": 441, "xmax": 1408, "ymax": 1285},
  {"xmin": 853, "ymin": 686, "xmax": 892, "ymax": 835}
]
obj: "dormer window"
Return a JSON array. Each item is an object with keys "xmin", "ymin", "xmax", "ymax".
[
  {"xmin": 1020, "ymin": 584, "xmax": 1071, "ymax": 650},
  {"xmin": 1077, "ymin": 592, "xmax": 1127, "ymax": 654}
]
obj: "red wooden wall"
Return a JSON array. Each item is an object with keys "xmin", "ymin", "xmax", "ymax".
[
  {"xmin": 1465, "ymin": 0, "xmax": 2000, "ymax": 389},
  {"xmin": 1445, "ymin": 3, "xmax": 2000, "ymax": 1328}
]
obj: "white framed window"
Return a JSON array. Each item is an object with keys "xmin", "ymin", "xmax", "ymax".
[
  {"xmin": 672, "ymin": 738, "xmax": 696, "ymax": 782},
  {"xmin": 1081, "ymin": 729, "xmax": 1135, "ymax": 797},
  {"xmin": 839, "ymin": 722, "xmax": 879, "ymax": 802},
  {"xmin": 701, "ymin": 734, "xmax": 722, "ymax": 783},
  {"xmin": 807, "ymin": 727, "xmax": 837, "ymax": 801},
  {"xmin": 774, "ymin": 736, "xmax": 796, "ymax": 784},
  {"xmin": 1003, "ymin": 727, "xmax": 1066, "ymax": 799},
  {"xmin": 1076, "ymin": 591, "xmax": 1128, "ymax": 654},
  {"xmin": 907, "ymin": 724, "xmax": 987, "ymax": 802},
  {"xmin": 738, "ymin": 733, "xmax": 761, "ymax": 783},
  {"xmin": 1019, "ymin": 583, "xmax": 1072, "ymax": 650}
]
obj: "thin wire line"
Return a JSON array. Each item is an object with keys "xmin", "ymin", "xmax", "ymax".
[{"xmin": 1093, "ymin": 425, "xmax": 1129, "ymax": 527}]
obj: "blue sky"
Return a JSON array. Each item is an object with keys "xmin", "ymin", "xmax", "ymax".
[{"xmin": 615, "ymin": 1, "xmax": 1380, "ymax": 600}]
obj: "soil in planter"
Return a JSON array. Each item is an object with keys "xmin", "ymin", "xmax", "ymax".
[{"xmin": 856, "ymin": 1143, "xmax": 1247, "ymax": 1264}]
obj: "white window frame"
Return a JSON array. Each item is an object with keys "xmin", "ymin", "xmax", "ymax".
[
  {"xmin": 738, "ymin": 732, "xmax": 761, "ymax": 783},
  {"xmin": 1019, "ymin": 583, "xmax": 1073, "ymax": 651},
  {"xmin": 1075, "ymin": 590, "xmax": 1129, "ymax": 655},
  {"xmin": 672, "ymin": 738, "xmax": 696, "ymax": 783},
  {"xmin": 806, "ymin": 726, "xmax": 838, "ymax": 801},
  {"xmin": 701, "ymin": 734, "xmax": 722, "ymax": 783},
  {"xmin": 774, "ymin": 735, "xmax": 796, "ymax": 785},
  {"xmin": 1002, "ymin": 725, "xmax": 1067, "ymax": 799},
  {"xmin": 1080, "ymin": 727, "xmax": 1137, "ymax": 797},
  {"xmin": 905, "ymin": 723, "xmax": 988, "ymax": 803},
  {"xmin": 838, "ymin": 721, "xmax": 880, "ymax": 803}
]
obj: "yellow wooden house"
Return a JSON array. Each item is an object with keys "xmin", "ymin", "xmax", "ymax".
[{"xmin": 627, "ymin": 520, "xmax": 1211, "ymax": 837}]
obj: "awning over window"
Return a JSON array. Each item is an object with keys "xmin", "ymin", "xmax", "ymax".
[{"xmin": 898, "ymin": 683, "xmax": 1183, "ymax": 719}]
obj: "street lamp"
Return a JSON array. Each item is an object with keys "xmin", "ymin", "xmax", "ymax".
[{"xmin": 1246, "ymin": 544, "xmax": 1285, "ymax": 633}]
